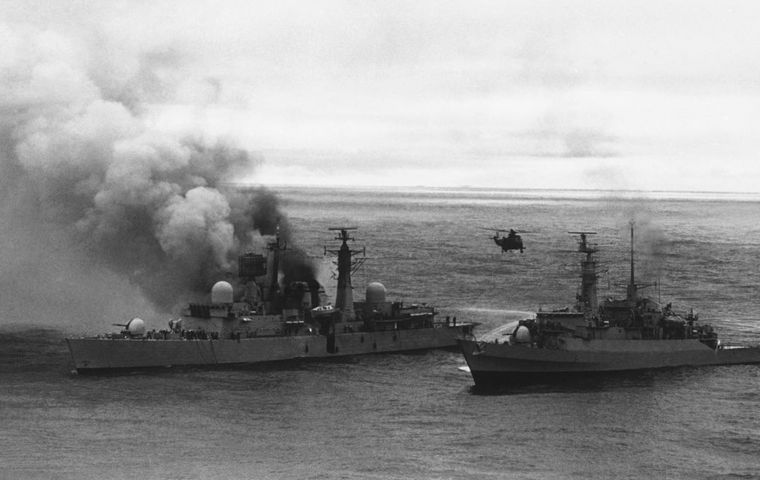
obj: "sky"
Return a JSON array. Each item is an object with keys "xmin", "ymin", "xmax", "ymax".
[{"xmin": 3, "ymin": 0, "xmax": 760, "ymax": 192}]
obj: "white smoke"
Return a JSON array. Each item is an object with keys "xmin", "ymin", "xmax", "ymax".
[{"xmin": 0, "ymin": 21, "xmax": 277, "ymax": 328}]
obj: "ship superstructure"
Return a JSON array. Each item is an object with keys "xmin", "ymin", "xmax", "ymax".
[
  {"xmin": 67, "ymin": 227, "xmax": 473, "ymax": 372},
  {"xmin": 460, "ymin": 223, "xmax": 760, "ymax": 387}
]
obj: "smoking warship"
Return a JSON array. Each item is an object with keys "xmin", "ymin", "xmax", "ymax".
[
  {"xmin": 460, "ymin": 224, "xmax": 760, "ymax": 387},
  {"xmin": 67, "ymin": 227, "xmax": 473, "ymax": 372}
]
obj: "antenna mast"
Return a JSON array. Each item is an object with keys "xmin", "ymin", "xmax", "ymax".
[
  {"xmin": 569, "ymin": 231, "xmax": 598, "ymax": 317},
  {"xmin": 627, "ymin": 221, "xmax": 637, "ymax": 302},
  {"xmin": 325, "ymin": 227, "xmax": 363, "ymax": 322},
  {"xmin": 264, "ymin": 225, "xmax": 287, "ymax": 313}
]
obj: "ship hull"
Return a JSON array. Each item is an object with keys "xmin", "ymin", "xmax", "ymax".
[
  {"xmin": 67, "ymin": 326, "xmax": 466, "ymax": 373},
  {"xmin": 459, "ymin": 338, "xmax": 760, "ymax": 387}
]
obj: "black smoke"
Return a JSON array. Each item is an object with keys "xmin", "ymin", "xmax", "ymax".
[{"xmin": 229, "ymin": 187, "xmax": 320, "ymax": 289}]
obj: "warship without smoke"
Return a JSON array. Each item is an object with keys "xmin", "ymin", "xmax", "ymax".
[
  {"xmin": 67, "ymin": 227, "xmax": 473, "ymax": 372},
  {"xmin": 460, "ymin": 223, "xmax": 760, "ymax": 387}
]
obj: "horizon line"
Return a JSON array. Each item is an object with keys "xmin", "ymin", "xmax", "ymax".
[{"xmin": 223, "ymin": 182, "xmax": 760, "ymax": 197}]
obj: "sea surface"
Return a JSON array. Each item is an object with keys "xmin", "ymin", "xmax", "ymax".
[{"xmin": 2, "ymin": 187, "xmax": 760, "ymax": 479}]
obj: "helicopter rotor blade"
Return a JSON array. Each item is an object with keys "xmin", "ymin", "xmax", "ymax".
[
  {"xmin": 479, "ymin": 226, "xmax": 514, "ymax": 232},
  {"xmin": 479, "ymin": 227, "xmax": 533, "ymax": 234}
]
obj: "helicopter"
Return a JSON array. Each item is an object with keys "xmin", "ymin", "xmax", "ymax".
[{"xmin": 481, "ymin": 227, "xmax": 526, "ymax": 253}]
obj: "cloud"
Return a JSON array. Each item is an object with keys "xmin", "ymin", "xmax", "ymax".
[{"xmin": 3, "ymin": 0, "xmax": 760, "ymax": 200}]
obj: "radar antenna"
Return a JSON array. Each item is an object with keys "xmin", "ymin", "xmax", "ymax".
[{"xmin": 568, "ymin": 231, "xmax": 598, "ymax": 254}]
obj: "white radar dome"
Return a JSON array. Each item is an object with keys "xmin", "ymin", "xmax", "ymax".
[
  {"xmin": 126, "ymin": 318, "xmax": 146, "ymax": 336},
  {"xmin": 211, "ymin": 281, "xmax": 234, "ymax": 304},
  {"xmin": 366, "ymin": 282, "xmax": 387, "ymax": 304},
  {"xmin": 514, "ymin": 325, "xmax": 532, "ymax": 343}
]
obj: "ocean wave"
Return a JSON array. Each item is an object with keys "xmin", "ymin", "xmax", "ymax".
[{"xmin": 0, "ymin": 325, "xmax": 69, "ymax": 372}]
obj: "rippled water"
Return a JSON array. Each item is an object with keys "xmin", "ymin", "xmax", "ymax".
[{"xmin": 2, "ymin": 188, "xmax": 760, "ymax": 479}]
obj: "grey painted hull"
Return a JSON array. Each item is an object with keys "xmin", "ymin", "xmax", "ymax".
[
  {"xmin": 459, "ymin": 338, "xmax": 760, "ymax": 386},
  {"xmin": 67, "ymin": 327, "xmax": 465, "ymax": 372}
]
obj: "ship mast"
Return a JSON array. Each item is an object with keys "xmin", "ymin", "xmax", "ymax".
[
  {"xmin": 325, "ymin": 227, "xmax": 364, "ymax": 322},
  {"xmin": 264, "ymin": 225, "xmax": 287, "ymax": 314},
  {"xmin": 626, "ymin": 221, "xmax": 637, "ymax": 303},
  {"xmin": 569, "ymin": 231, "xmax": 598, "ymax": 318}
]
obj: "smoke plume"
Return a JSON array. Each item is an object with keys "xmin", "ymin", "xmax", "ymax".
[
  {"xmin": 0, "ymin": 22, "xmax": 315, "ymax": 325},
  {"xmin": 233, "ymin": 189, "xmax": 319, "ymax": 290},
  {"xmin": 616, "ymin": 211, "xmax": 669, "ymax": 283}
]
